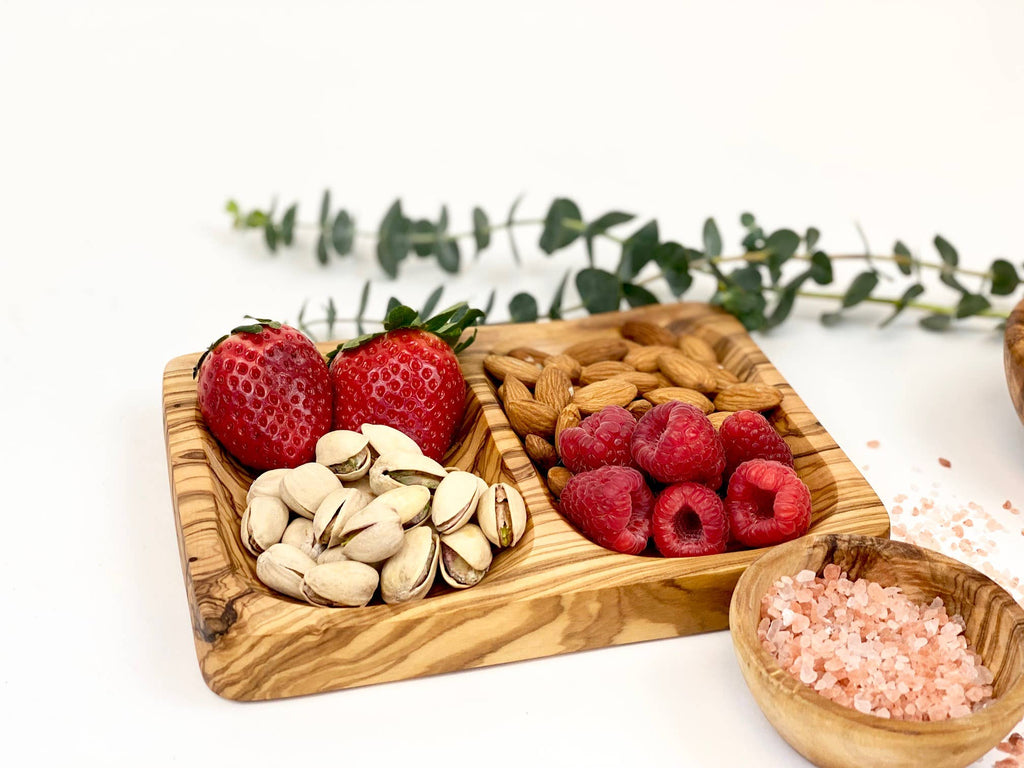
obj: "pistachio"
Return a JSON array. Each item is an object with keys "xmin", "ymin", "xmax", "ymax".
[
  {"xmin": 431, "ymin": 470, "xmax": 486, "ymax": 534},
  {"xmin": 368, "ymin": 451, "xmax": 448, "ymax": 495},
  {"xmin": 256, "ymin": 543, "xmax": 317, "ymax": 600},
  {"xmin": 240, "ymin": 496, "xmax": 289, "ymax": 556},
  {"xmin": 246, "ymin": 468, "xmax": 290, "ymax": 505},
  {"xmin": 337, "ymin": 504, "xmax": 404, "ymax": 563},
  {"xmin": 361, "ymin": 423, "xmax": 422, "ymax": 457},
  {"xmin": 312, "ymin": 487, "xmax": 372, "ymax": 548},
  {"xmin": 363, "ymin": 485, "xmax": 432, "ymax": 530},
  {"xmin": 478, "ymin": 482, "xmax": 528, "ymax": 548},
  {"xmin": 301, "ymin": 561, "xmax": 379, "ymax": 607},
  {"xmin": 280, "ymin": 462, "xmax": 342, "ymax": 519},
  {"xmin": 317, "ymin": 546, "xmax": 349, "ymax": 565},
  {"xmin": 381, "ymin": 527, "xmax": 440, "ymax": 604},
  {"xmin": 282, "ymin": 517, "xmax": 324, "ymax": 561},
  {"xmin": 439, "ymin": 524, "xmax": 492, "ymax": 589},
  {"xmin": 315, "ymin": 430, "xmax": 372, "ymax": 481}
]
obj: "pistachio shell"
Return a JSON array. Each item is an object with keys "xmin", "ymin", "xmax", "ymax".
[
  {"xmin": 246, "ymin": 468, "xmax": 290, "ymax": 505},
  {"xmin": 315, "ymin": 430, "xmax": 372, "ymax": 481},
  {"xmin": 439, "ymin": 523, "xmax": 493, "ymax": 589},
  {"xmin": 281, "ymin": 517, "xmax": 324, "ymax": 561},
  {"xmin": 380, "ymin": 527, "xmax": 439, "ymax": 604},
  {"xmin": 241, "ymin": 496, "xmax": 289, "ymax": 556},
  {"xmin": 301, "ymin": 561, "xmax": 379, "ymax": 607},
  {"xmin": 431, "ymin": 470, "xmax": 486, "ymax": 534},
  {"xmin": 362, "ymin": 485, "xmax": 433, "ymax": 530},
  {"xmin": 280, "ymin": 463, "xmax": 342, "ymax": 519},
  {"xmin": 368, "ymin": 451, "xmax": 448, "ymax": 495},
  {"xmin": 337, "ymin": 504, "xmax": 404, "ymax": 563},
  {"xmin": 312, "ymin": 487, "xmax": 372, "ymax": 548},
  {"xmin": 477, "ymin": 482, "xmax": 527, "ymax": 548},
  {"xmin": 361, "ymin": 423, "xmax": 423, "ymax": 457},
  {"xmin": 317, "ymin": 546, "xmax": 350, "ymax": 565},
  {"xmin": 256, "ymin": 543, "xmax": 317, "ymax": 600}
]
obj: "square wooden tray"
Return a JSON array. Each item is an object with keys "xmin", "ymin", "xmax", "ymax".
[{"xmin": 162, "ymin": 303, "xmax": 889, "ymax": 701}]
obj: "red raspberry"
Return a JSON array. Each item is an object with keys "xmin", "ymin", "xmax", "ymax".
[
  {"xmin": 560, "ymin": 466, "xmax": 654, "ymax": 554},
  {"xmin": 652, "ymin": 482, "xmax": 729, "ymax": 557},
  {"xmin": 558, "ymin": 405, "xmax": 636, "ymax": 474},
  {"xmin": 719, "ymin": 410, "xmax": 793, "ymax": 481},
  {"xmin": 630, "ymin": 401, "xmax": 725, "ymax": 488},
  {"xmin": 725, "ymin": 459, "xmax": 811, "ymax": 547}
]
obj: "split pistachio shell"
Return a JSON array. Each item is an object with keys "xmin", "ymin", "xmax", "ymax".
[
  {"xmin": 431, "ymin": 470, "xmax": 486, "ymax": 534},
  {"xmin": 256, "ymin": 543, "xmax": 317, "ymax": 600},
  {"xmin": 362, "ymin": 485, "xmax": 432, "ymax": 530},
  {"xmin": 368, "ymin": 451, "xmax": 448, "ymax": 496},
  {"xmin": 282, "ymin": 517, "xmax": 324, "ymax": 562},
  {"xmin": 337, "ymin": 504, "xmax": 404, "ymax": 563},
  {"xmin": 280, "ymin": 462, "xmax": 342, "ymax": 519},
  {"xmin": 246, "ymin": 468, "xmax": 290, "ymax": 505},
  {"xmin": 317, "ymin": 546, "xmax": 349, "ymax": 565},
  {"xmin": 381, "ymin": 527, "xmax": 440, "ymax": 604},
  {"xmin": 361, "ymin": 423, "xmax": 422, "ymax": 457},
  {"xmin": 439, "ymin": 523, "xmax": 492, "ymax": 589},
  {"xmin": 241, "ymin": 496, "xmax": 289, "ymax": 556},
  {"xmin": 301, "ymin": 561, "xmax": 379, "ymax": 608},
  {"xmin": 478, "ymin": 482, "xmax": 528, "ymax": 548},
  {"xmin": 312, "ymin": 487, "xmax": 372, "ymax": 548},
  {"xmin": 315, "ymin": 430, "xmax": 372, "ymax": 481}
]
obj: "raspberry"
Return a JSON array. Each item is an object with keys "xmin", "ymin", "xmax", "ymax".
[
  {"xmin": 718, "ymin": 410, "xmax": 793, "ymax": 481},
  {"xmin": 725, "ymin": 459, "xmax": 811, "ymax": 547},
  {"xmin": 560, "ymin": 466, "xmax": 654, "ymax": 554},
  {"xmin": 630, "ymin": 401, "xmax": 725, "ymax": 488},
  {"xmin": 652, "ymin": 482, "xmax": 729, "ymax": 557},
  {"xmin": 558, "ymin": 405, "xmax": 636, "ymax": 474}
]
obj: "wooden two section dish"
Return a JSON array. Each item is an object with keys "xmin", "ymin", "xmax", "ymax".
[{"xmin": 161, "ymin": 303, "xmax": 890, "ymax": 701}]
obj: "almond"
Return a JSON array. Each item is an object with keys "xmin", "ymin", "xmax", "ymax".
[
  {"xmin": 505, "ymin": 399, "xmax": 558, "ymax": 437},
  {"xmin": 677, "ymin": 334, "xmax": 718, "ymax": 364},
  {"xmin": 484, "ymin": 354, "xmax": 542, "ymax": 385},
  {"xmin": 579, "ymin": 360, "xmax": 635, "ymax": 385},
  {"xmin": 524, "ymin": 434, "xmax": 559, "ymax": 471},
  {"xmin": 626, "ymin": 399, "xmax": 652, "ymax": 419},
  {"xmin": 554, "ymin": 404, "xmax": 581, "ymax": 455},
  {"xmin": 562, "ymin": 338, "xmax": 629, "ymax": 366},
  {"xmin": 707, "ymin": 411, "xmax": 735, "ymax": 430},
  {"xmin": 543, "ymin": 353, "xmax": 583, "ymax": 382},
  {"xmin": 573, "ymin": 379, "xmax": 638, "ymax": 414},
  {"xmin": 658, "ymin": 350, "xmax": 717, "ymax": 393},
  {"xmin": 644, "ymin": 387, "xmax": 714, "ymax": 414},
  {"xmin": 713, "ymin": 383, "xmax": 783, "ymax": 412},
  {"xmin": 711, "ymin": 365, "xmax": 740, "ymax": 391},
  {"xmin": 547, "ymin": 466, "xmax": 573, "ymax": 498},
  {"xmin": 607, "ymin": 371, "xmax": 664, "ymax": 394},
  {"xmin": 620, "ymin": 320, "xmax": 676, "ymax": 347},
  {"xmin": 498, "ymin": 375, "xmax": 533, "ymax": 405},
  {"xmin": 535, "ymin": 366, "xmax": 574, "ymax": 411},
  {"xmin": 507, "ymin": 346, "xmax": 550, "ymax": 365},
  {"xmin": 623, "ymin": 344, "xmax": 676, "ymax": 372}
]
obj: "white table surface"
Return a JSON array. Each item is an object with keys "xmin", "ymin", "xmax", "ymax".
[{"xmin": 3, "ymin": 1, "xmax": 1023, "ymax": 765}]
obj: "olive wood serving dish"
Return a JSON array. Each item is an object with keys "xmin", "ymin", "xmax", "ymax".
[
  {"xmin": 730, "ymin": 534, "xmax": 1024, "ymax": 768},
  {"xmin": 162, "ymin": 303, "xmax": 890, "ymax": 701}
]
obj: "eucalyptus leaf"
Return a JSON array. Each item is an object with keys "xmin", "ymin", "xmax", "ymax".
[
  {"xmin": 990, "ymin": 259, "xmax": 1019, "ymax": 296},
  {"xmin": 332, "ymin": 210, "xmax": 355, "ymax": 256},
  {"xmin": 810, "ymin": 251, "xmax": 833, "ymax": 285},
  {"xmin": 729, "ymin": 264, "xmax": 763, "ymax": 292},
  {"xmin": 509, "ymin": 292, "xmax": 539, "ymax": 322},
  {"xmin": 319, "ymin": 189, "xmax": 331, "ymax": 227},
  {"xmin": 920, "ymin": 314, "xmax": 952, "ymax": 331},
  {"xmin": 713, "ymin": 287, "xmax": 766, "ymax": 331},
  {"xmin": 805, "ymin": 227, "xmax": 820, "ymax": 253},
  {"xmin": 411, "ymin": 219, "xmax": 436, "ymax": 257},
  {"xmin": 820, "ymin": 311, "xmax": 843, "ymax": 327},
  {"xmin": 548, "ymin": 270, "xmax": 570, "ymax": 320},
  {"xmin": 575, "ymin": 268, "xmax": 621, "ymax": 314},
  {"xmin": 880, "ymin": 283, "xmax": 925, "ymax": 328},
  {"xmin": 842, "ymin": 271, "xmax": 879, "ymax": 308},
  {"xmin": 622, "ymin": 282, "xmax": 660, "ymax": 308},
  {"xmin": 506, "ymin": 194, "xmax": 523, "ymax": 265},
  {"xmin": 281, "ymin": 204, "xmax": 297, "ymax": 246},
  {"xmin": 420, "ymin": 285, "xmax": 444, "ymax": 319},
  {"xmin": 539, "ymin": 198, "xmax": 583, "ymax": 254},
  {"xmin": 955, "ymin": 293, "xmax": 991, "ymax": 319},
  {"xmin": 584, "ymin": 211, "xmax": 634, "ymax": 265},
  {"xmin": 483, "ymin": 289, "xmax": 496, "ymax": 320},
  {"xmin": 893, "ymin": 240, "xmax": 913, "ymax": 276},
  {"xmin": 264, "ymin": 221, "xmax": 278, "ymax": 253},
  {"xmin": 377, "ymin": 200, "xmax": 409, "ymax": 277},
  {"xmin": 472, "ymin": 207, "xmax": 490, "ymax": 256},
  {"xmin": 740, "ymin": 212, "xmax": 755, "ymax": 227},
  {"xmin": 654, "ymin": 242, "xmax": 694, "ymax": 297},
  {"xmin": 767, "ymin": 272, "xmax": 811, "ymax": 329},
  {"xmin": 703, "ymin": 218, "xmax": 722, "ymax": 258},
  {"xmin": 316, "ymin": 233, "xmax": 329, "ymax": 265},
  {"xmin": 356, "ymin": 280, "xmax": 370, "ymax": 335},
  {"xmin": 934, "ymin": 235, "xmax": 958, "ymax": 266},
  {"xmin": 617, "ymin": 220, "xmax": 659, "ymax": 280},
  {"xmin": 325, "ymin": 297, "xmax": 337, "ymax": 338}
]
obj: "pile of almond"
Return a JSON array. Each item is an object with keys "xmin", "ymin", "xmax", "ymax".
[{"xmin": 482, "ymin": 320, "xmax": 786, "ymax": 498}]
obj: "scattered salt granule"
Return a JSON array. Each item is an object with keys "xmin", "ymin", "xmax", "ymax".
[
  {"xmin": 758, "ymin": 566, "xmax": 994, "ymax": 722},
  {"xmin": 939, "ymin": 457, "xmax": 952, "ymax": 468},
  {"xmin": 867, "ymin": 440, "xmax": 880, "ymax": 449},
  {"xmin": 998, "ymin": 732, "xmax": 1024, "ymax": 756}
]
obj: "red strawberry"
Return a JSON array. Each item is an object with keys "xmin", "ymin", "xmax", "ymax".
[
  {"xmin": 327, "ymin": 303, "xmax": 484, "ymax": 462},
  {"xmin": 194, "ymin": 318, "xmax": 332, "ymax": 471}
]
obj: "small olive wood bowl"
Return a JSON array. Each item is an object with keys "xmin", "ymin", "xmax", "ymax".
[
  {"xmin": 1003, "ymin": 297, "xmax": 1024, "ymax": 426},
  {"xmin": 730, "ymin": 534, "xmax": 1024, "ymax": 768}
]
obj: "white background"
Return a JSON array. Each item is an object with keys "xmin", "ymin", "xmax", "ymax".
[{"xmin": 2, "ymin": 1, "xmax": 1023, "ymax": 766}]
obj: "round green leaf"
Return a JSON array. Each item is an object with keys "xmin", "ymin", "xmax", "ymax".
[
  {"xmin": 332, "ymin": 210, "xmax": 355, "ymax": 256},
  {"xmin": 539, "ymin": 198, "xmax": 583, "ymax": 255},
  {"xmin": 990, "ymin": 259, "xmax": 1019, "ymax": 296},
  {"xmin": 508, "ymin": 292, "xmax": 539, "ymax": 323},
  {"xmin": 472, "ymin": 207, "xmax": 490, "ymax": 255},
  {"xmin": 575, "ymin": 268, "xmax": 621, "ymax": 314}
]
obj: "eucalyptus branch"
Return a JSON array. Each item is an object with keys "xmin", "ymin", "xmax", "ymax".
[{"xmin": 225, "ymin": 194, "xmax": 1022, "ymax": 338}]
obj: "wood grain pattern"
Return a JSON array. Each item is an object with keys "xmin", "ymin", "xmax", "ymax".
[
  {"xmin": 162, "ymin": 303, "xmax": 890, "ymax": 700},
  {"xmin": 730, "ymin": 533, "xmax": 1024, "ymax": 768},
  {"xmin": 1004, "ymin": 297, "xmax": 1024, "ymax": 426}
]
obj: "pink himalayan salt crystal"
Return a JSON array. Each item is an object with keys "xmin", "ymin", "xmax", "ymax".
[{"xmin": 757, "ymin": 567, "xmax": 995, "ymax": 722}]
